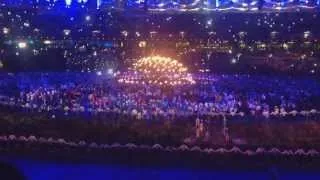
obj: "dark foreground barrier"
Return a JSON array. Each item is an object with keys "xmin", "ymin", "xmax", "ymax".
[{"xmin": 1, "ymin": 134, "xmax": 320, "ymax": 170}]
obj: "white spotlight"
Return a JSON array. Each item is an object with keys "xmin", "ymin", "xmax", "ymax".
[
  {"xmin": 107, "ymin": 68, "xmax": 114, "ymax": 75},
  {"xmin": 96, "ymin": 71, "xmax": 102, "ymax": 76},
  {"xmin": 231, "ymin": 58, "xmax": 237, "ymax": 64},
  {"xmin": 63, "ymin": 29, "xmax": 71, "ymax": 36},
  {"xmin": 3, "ymin": 27, "xmax": 9, "ymax": 34},
  {"xmin": 43, "ymin": 40, "xmax": 52, "ymax": 45},
  {"xmin": 18, "ymin": 42, "xmax": 27, "ymax": 49},
  {"xmin": 85, "ymin": 15, "xmax": 91, "ymax": 21}
]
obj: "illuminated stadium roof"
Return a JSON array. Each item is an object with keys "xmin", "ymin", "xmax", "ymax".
[{"xmin": 2, "ymin": 0, "xmax": 320, "ymax": 12}]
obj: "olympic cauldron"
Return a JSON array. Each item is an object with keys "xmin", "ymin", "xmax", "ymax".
[{"xmin": 118, "ymin": 56, "xmax": 195, "ymax": 86}]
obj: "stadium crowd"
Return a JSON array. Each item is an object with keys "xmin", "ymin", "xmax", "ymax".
[{"xmin": 1, "ymin": 6, "xmax": 320, "ymax": 74}]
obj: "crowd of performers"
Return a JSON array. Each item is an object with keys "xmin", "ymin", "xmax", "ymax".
[
  {"xmin": 0, "ymin": 72, "xmax": 320, "ymax": 146},
  {"xmin": 0, "ymin": 73, "xmax": 319, "ymax": 121}
]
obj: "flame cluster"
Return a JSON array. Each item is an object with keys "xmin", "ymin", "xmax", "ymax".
[{"xmin": 118, "ymin": 56, "xmax": 195, "ymax": 86}]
